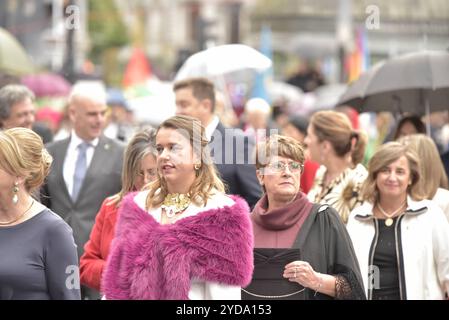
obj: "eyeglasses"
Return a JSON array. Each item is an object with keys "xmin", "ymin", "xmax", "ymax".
[{"xmin": 265, "ymin": 161, "xmax": 303, "ymax": 173}]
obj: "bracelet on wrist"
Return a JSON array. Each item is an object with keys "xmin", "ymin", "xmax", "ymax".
[{"xmin": 314, "ymin": 276, "xmax": 323, "ymax": 297}]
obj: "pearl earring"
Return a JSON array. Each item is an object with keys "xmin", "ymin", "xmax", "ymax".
[{"xmin": 12, "ymin": 182, "xmax": 19, "ymax": 205}]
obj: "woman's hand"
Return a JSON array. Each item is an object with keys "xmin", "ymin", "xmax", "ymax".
[{"xmin": 283, "ymin": 260, "xmax": 321, "ymax": 290}]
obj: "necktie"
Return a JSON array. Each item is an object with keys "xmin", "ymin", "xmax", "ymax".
[{"xmin": 72, "ymin": 142, "xmax": 89, "ymax": 201}]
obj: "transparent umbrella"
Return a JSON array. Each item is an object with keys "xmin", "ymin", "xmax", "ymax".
[
  {"xmin": 175, "ymin": 44, "xmax": 272, "ymax": 111},
  {"xmin": 268, "ymin": 81, "xmax": 303, "ymax": 103},
  {"xmin": 175, "ymin": 44, "xmax": 272, "ymax": 81},
  {"xmin": 0, "ymin": 27, "xmax": 34, "ymax": 75}
]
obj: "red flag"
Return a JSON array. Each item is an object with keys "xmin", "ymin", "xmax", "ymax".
[{"xmin": 122, "ymin": 47, "xmax": 151, "ymax": 88}]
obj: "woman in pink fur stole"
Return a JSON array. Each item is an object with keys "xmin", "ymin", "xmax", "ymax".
[{"xmin": 102, "ymin": 115, "xmax": 254, "ymax": 299}]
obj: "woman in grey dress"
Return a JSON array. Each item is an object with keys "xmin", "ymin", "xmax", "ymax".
[{"xmin": 0, "ymin": 128, "xmax": 80, "ymax": 300}]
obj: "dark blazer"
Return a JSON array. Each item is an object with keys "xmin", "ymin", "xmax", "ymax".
[
  {"xmin": 32, "ymin": 123, "xmax": 53, "ymax": 144},
  {"xmin": 41, "ymin": 135, "xmax": 124, "ymax": 259},
  {"xmin": 441, "ymin": 150, "xmax": 449, "ymax": 181},
  {"xmin": 210, "ymin": 122, "xmax": 262, "ymax": 209}
]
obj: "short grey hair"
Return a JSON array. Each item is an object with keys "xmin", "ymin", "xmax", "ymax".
[{"xmin": 0, "ymin": 84, "xmax": 35, "ymax": 121}]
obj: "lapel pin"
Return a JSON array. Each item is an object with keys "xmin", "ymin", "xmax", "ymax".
[{"xmin": 104, "ymin": 144, "xmax": 110, "ymax": 150}]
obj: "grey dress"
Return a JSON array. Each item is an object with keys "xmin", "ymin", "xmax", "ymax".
[{"xmin": 0, "ymin": 208, "xmax": 81, "ymax": 300}]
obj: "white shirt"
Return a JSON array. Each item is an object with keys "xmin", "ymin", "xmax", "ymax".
[
  {"xmin": 205, "ymin": 116, "xmax": 220, "ymax": 142},
  {"xmin": 134, "ymin": 190, "xmax": 242, "ymax": 300},
  {"xmin": 63, "ymin": 131, "xmax": 99, "ymax": 198}
]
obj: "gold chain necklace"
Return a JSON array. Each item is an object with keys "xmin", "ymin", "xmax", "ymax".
[
  {"xmin": 377, "ymin": 201, "xmax": 406, "ymax": 227},
  {"xmin": 161, "ymin": 193, "xmax": 191, "ymax": 218},
  {"xmin": 0, "ymin": 200, "xmax": 35, "ymax": 226},
  {"xmin": 241, "ymin": 287, "xmax": 305, "ymax": 299}
]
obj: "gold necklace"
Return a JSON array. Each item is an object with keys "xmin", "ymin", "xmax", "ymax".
[
  {"xmin": 0, "ymin": 200, "xmax": 35, "ymax": 226},
  {"xmin": 161, "ymin": 193, "xmax": 191, "ymax": 218},
  {"xmin": 377, "ymin": 201, "xmax": 406, "ymax": 227}
]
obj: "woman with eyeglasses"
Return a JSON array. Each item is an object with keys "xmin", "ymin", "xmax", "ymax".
[
  {"xmin": 242, "ymin": 134, "xmax": 365, "ymax": 300},
  {"xmin": 79, "ymin": 128, "xmax": 157, "ymax": 294}
]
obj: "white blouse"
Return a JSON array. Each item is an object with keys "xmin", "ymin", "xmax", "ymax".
[{"xmin": 134, "ymin": 190, "xmax": 242, "ymax": 300}]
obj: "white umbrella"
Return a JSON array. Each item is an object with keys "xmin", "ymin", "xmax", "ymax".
[
  {"xmin": 175, "ymin": 44, "xmax": 272, "ymax": 81},
  {"xmin": 0, "ymin": 27, "xmax": 34, "ymax": 75}
]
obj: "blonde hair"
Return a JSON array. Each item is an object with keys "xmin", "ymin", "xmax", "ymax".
[
  {"xmin": 0, "ymin": 128, "xmax": 52, "ymax": 193},
  {"xmin": 361, "ymin": 142, "xmax": 424, "ymax": 203},
  {"xmin": 310, "ymin": 110, "xmax": 367, "ymax": 165},
  {"xmin": 255, "ymin": 134, "xmax": 305, "ymax": 170},
  {"xmin": 146, "ymin": 115, "xmax": 225, "ymax": 209},
  {"xmin": 398, "ymin": 134, "xmax": 448, "ymax": 198},
  {"xmin": 109, "ymin": 128, "xmax": 156, "ymax": 206}
]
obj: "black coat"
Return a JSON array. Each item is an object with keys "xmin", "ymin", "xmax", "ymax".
[
  {"xmin": 210, "ymin": 122, "xmax": 262, "ymax": 209},
  {"xmin": 293, "ymin": 205, "xmax": 366, "ymax": 299},
  {"xmin": 244, "ymin": 204, "xmax": 366, "ymax": 300}
]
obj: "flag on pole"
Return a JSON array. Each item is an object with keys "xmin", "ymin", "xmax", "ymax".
[
  {"xmin": 251, "ymin": 25, "xmax": 272, "ymax": 104},
  {"xmin": 346, "ymin": 27, "xmax": 370, "ymax": 83}
]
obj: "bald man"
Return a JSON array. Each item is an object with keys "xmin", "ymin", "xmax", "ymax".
[{"xmin": 41, "ymin": 82, "xmax": 125, "ymax": 299}]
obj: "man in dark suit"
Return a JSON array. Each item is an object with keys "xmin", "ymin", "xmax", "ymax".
[
  {"xmin": 41, "ymin": 82, "xmax": 124, "ymax": 298},
  {"xmin": 174, "ymin": 78, "xmax": 261, "ymax": 208}
]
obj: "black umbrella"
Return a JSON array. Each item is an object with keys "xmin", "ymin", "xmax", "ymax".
[{"xmin": 338, "ymin": 51, "xmax": 449, "ymax": 123}]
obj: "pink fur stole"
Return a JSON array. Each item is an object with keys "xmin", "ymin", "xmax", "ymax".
[{"xmin": 102, "ymin": 193, "xmax": 254, "ymax": 299}]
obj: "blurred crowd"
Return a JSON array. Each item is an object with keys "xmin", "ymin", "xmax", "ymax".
[{"xmin": 1, "ymin": 60, "xmax": 449, "ymax": 301}]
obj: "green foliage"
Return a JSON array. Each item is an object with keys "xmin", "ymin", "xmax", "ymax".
[{"xmin": 88, "ymin": 0, "xmax": 129, "ymax": 63}]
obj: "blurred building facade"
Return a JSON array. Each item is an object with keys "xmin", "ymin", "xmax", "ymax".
[
  {"xmin": 247, "ymin": 0, "xmax": 449, "ymax": 80},
  {"xmin": 1, "ymin": 0, "xmax": 448, "ymax": 81},
  {"xmin": 0, "ymin": 0, "xmax": 88, "ymax": 74},
  {"xmin": 114, "ymin": 0, "xmax": 254, "ymax": 76}
]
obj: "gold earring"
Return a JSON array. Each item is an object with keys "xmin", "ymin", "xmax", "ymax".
[
  {"xmin": 194, "ymin": 164, "xmax": 201, "ymax": 171},
  {"xmin": 12, "ymin": 182, "xmax": 19, "ymax": 205}
]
